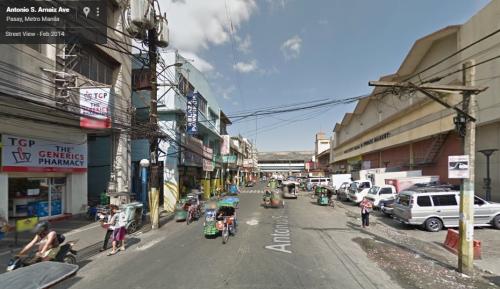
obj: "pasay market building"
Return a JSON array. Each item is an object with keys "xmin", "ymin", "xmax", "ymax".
[{"xmin": 331, "ymin": 1, "xmax": 500, "ymax": 202}]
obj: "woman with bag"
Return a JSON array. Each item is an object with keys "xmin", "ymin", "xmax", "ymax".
[
  {"xmin": 108, "ymin": 206, "xmax": 127, "ymax": 256},
  {"xmin": 360, "ymin": 198, "xmax": 373, "ymax": 228}
]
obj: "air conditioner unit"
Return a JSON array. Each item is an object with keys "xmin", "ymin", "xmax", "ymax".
[
  {"xmin": 157, "ymin": 17, "xmax": 169, "ymax": 48},
  {"xmin": 125, "ymin": 8, "xmax": 146, "ymax": 39},
  {"xmin": 130, "ymin": 0, "xmax": 154, "ymax": 29}
]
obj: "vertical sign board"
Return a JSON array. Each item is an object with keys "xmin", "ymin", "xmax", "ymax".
[
  {"xmin": 80, "ymin": 87, "xmax": 111, "ymax": 129},
  {"xmin": 186, "ymin": 92, "xmax": 199, "ymax": 135},
  {"xmin": 221, "ymin": 135, "xmax": 230, "ymax": 155},
  {"xmin": 448, "ymin": 155, "xmax": 470, "ymax": 179}
]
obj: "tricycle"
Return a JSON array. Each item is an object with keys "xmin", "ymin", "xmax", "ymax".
[
  {"xmin": 121, "ymin": 202, "xmax": 143, "ymax": 233},
  {"xmin": 262, "ymin": 190, "xmax": 284, "ymax": 208},
  {"xmin": 215, "ymin": 204, "xmax": 237, "ymax": 244},
  {"xmin": 174, "ymin": 198, "xmax": 189, "ymax": 222},
  {"xmin": 316, "ymin": 187, "xmax": 329, "ymax": 206}
]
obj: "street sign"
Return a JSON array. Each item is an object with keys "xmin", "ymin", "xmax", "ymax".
[
  {"xmin": 186, "ymin": 92, "xmax": 199, "ymax": 135},
  {"xmin": 448, "ymin": 155, "xmax": 470, "ymax": 179}
]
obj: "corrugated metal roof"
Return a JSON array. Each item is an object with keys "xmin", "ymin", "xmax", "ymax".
[{"xmin": 258, "ymin": 151, "xmax": 313, "ymax": 162}]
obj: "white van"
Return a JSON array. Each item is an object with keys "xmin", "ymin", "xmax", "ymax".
[{"xmin": 307, "ymin": 177, "xmax": 330, "ymax": 187}]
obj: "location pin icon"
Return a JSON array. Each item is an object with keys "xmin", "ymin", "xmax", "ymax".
[{"xmin": 83, "ymin": 7, "xmax": 90, "ymax": 18}]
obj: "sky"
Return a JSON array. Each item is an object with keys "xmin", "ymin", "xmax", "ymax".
[{"xmin": 160, "ymin": 0, "xmax": 490, "ymax": 152}]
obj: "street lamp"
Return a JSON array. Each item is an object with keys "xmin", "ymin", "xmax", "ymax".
[
  {"xmin": 158, "ymin": 62, "xmax": 183, "ymax": 76},
  {"xmin": 140, "ymin": 159, "xmax": 150, "ymax": 212},
  {"xmin": 478, "ymin": 149, "xmax": 498, "ymax": 201}
]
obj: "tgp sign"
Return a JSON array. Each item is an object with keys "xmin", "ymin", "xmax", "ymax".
[
  {"xmin": 186, "ymin": 92, "xmax": 199, "ymax": 135},
  {"xmin": 1, "ymin": 135, "xmax": 87, "ymax": 173},
  {"xmin": 80, "ymin": 87, "xmax": 111, "ymax": 129}
]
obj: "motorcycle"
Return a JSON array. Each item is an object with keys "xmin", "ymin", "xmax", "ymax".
[
  {"xmin": 7, "ymin": 236, "xmax": 78, "ymax": 271},
  {"xmin": 262, "ymin": 192, "xmax": 272, "ymax": 208},
  {"xmin": 215, "ymin": 206, "xmax": 236, "ymax": 244},
  {"xmin": 186, "ymin": 202, "xmax": 201, "ymax": 225}
]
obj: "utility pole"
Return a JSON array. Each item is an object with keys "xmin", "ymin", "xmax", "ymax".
[
  {"xmin": 148, "ymin": 18, "xmax": 160, "ymax": 230},
  {"xmin": 369, "ymin": 72, "xmax": 487, "ymax": 275},
  {"xmin": 458, "ymin": 60, "xmax": 476, "ymax": 275}
]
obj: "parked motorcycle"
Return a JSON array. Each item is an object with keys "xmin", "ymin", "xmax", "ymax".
[{"xmin": 7, "ymin": 237, "xmax": 78, "ymax": 271}]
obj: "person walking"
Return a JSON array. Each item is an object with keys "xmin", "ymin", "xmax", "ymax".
[
  {"xmin": 360, "ymin": 198, "xmax": 373, "ymax": 228},
  {"xmin": 107, "ymin": 205, "xmax": 127, "ymax": 256}
]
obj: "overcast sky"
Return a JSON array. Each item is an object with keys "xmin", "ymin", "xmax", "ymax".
[{"xmin": 160, "ymin": 0, "xmax": 490, "ymax": 152}]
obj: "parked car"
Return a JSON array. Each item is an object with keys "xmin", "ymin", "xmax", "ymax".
[
  {"xmin": 347, "ymin": 180, "xmax": 372, "ymax": 204},
  {"xmin": 336, "ymin": 181, "xmax": 352, "ymax": 201},
  {"xmin": 364, "ymin": 185, "xmax": 397, "ymax": 208},
  {"xmin": 393, "ymin": 187, "xmax": 500, "ymax": 232},
  {"xmin": 307, "ymin": 177, "xmax": 331, "ymax": 188}
]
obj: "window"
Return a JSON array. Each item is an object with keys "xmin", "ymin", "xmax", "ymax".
[
  {"xmin": 380, "ymin": 188, "xmax": 393, "ymax": 195},
  {"xmin": 198, "ymin": 96, "xmax": 207, "ymax": 115},
  {"xmin": 431, "ymin": 194, "xmax": 457, "ymax": 206},
  {"xmin": 368, "ymin": 187, "xmax": 379, "ymax": 195},
  {"xmin": 359, "ymin": 182, "xmax": 370, "ymax": 189},
  {"xmin": 417, "ymin": 196, "xmax": 432, "ymax": 207},
  {"xmin": 74, "ymin": 47, "xmax": 116, "ymax": 84},
  {"xmin": 474, "ymin": 196, "xmax": 485, "ymax": 206},
  {"xmin": 399, "ymin": 195, "xmax": 411, "ymax": 207}
]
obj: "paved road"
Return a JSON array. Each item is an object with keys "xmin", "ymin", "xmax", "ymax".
[{"xmin": 55, "ymin": 183, "xmax": 401, "ymax": 289}]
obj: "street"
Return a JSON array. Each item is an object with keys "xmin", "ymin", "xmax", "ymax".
[{"xmin": 54, "ymin": 183, "xmax": 400, "ymax": 289}]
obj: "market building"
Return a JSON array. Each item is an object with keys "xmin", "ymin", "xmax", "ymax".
[
  {"xmin": 331, "ymin": 1, "xmax": 500, "ymax": 201},
  {"xmin": 258, "ymin": 151, "xmax": 313, "ymax": 175}
]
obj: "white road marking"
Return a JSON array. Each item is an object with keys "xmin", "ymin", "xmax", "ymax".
[
  {"xmin": 265, "ymin": 215, "xmax": 292, "ymax": 254},
  {"xmin": 246, "ymin": 219, "xmax": 259, "ymax": 226},
  {"xmin": 136, "ymin": 237, "xmax": 163, "ymax": 251}
]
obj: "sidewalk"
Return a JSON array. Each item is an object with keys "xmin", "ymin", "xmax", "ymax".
[
  {"xmin": 336, "ymin": 200, "xmax": 500, "ymax": 279},
  {"xmin": 0, "ymin": 211, "xmax": 174, "ymax": 272}
]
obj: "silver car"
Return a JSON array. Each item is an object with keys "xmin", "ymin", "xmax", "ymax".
[{"xmin": 393, "ymin": 188, "xmax": 500, "ymax": 232}]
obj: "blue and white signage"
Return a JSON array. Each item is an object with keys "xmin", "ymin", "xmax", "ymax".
[{"xmin": 186, "ymin": 92, "xmax": 199, "ymax": 135}]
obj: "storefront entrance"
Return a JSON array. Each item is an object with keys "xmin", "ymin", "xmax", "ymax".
[{"xmin": 8, "ymin": 177, "xmax": 66, "ymax": 219}]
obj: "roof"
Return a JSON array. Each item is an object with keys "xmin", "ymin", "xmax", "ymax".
[
  {"xmin": 317, "ymin": 149, "xmax": 330, "ymax": 159},
  {"xmin": 258, "ymin": 151, "xmax": 313, "ymax": 162},
  {"xmin": 333, "ymin": 25, "xmax": 460, "ymax": 131},
  {"xmin": 220, "ymin": 110, "xmax": 232, "ymax": 125}
]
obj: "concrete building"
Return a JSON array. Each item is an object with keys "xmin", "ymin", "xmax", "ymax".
[
  {"xmin": 258, "ymin": 151, "xmax": 313, "ymax": 174},
  {"xmin": 132, "ymin": 51, "xmax": 230, "ymax": 210},
  {"xmin": 331, "ymin": 1, "xmax": 500, "ymax": 201},
  {"xmin": 0, "ymin": 3, "xmax": 132, "ymax": 221}
]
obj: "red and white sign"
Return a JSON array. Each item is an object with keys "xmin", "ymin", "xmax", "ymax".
[
  {"xmin": 1, "ymin": 135, "xmax": 87, "ymax": 173},
  {"xmin": 80, "ymin": 87, "xmax": 111, "ymax": 129}
]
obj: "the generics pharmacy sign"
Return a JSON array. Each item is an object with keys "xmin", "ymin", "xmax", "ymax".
[{"xmin": 1, "ymin": 135, "xmax": 87, "ymax": 173}]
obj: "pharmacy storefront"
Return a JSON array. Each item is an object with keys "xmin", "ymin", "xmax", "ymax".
[{"xmin": 0, "ymin": 134, "xmax": 88, "ymax": 222}]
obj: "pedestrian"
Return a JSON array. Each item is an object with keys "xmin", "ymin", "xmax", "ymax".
[
  {"xmin": 107, "ymin": 205, "xmax": 127, "ymax": 256},
  {"xmin": 360, "ymin": 198, "xmax": 373, "ymax": 228},
  {"xmin": 99, "ymin": 207, "xmax": 115, "ymax": 252}
]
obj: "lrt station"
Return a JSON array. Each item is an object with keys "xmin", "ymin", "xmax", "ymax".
[{"xmin": 257, "ymin": 151, "xmax": 312, "ymax": 176}]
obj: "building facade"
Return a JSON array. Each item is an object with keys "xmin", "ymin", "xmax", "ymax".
[
  {"xmin": 0, "ymin": 2, "xmax": 132, "ymax": 221},
  {"xmin": 331, "ymin": 1, "xmax": 500, "ymax": 201}
]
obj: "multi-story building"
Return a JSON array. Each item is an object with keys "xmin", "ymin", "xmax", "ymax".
[
  {"xmin": 331, "ymin": 1, "xmax": 500, "ymax": 201},
  {"xmin": 0, "ymin": 2, "xmax": 132, "ymax": 221},
  {"xmin": 132, "ymin": 51, "xmax": 231, "ymax": 211}
]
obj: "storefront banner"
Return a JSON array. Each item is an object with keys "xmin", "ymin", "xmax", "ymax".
[
  {"xmin": 186, "ymin": 92, "xmax": 199, "ymax": 135},
  {"xmin": 221, "ymin": 135, "xmax": 230, "ymax": 155},
  {"xmin": 243, "ymin": 159, "xmax": 253, "ymax": 168},
  {"xmin": 1, "ymin": 135, "xmax": 87, "ymax": 172},
  {"xmin": 80, "ymin": 87, "xmax": 112, "ymax": 129},
  {"xmin": 222, "ymin": 155, "xmax": 237, "ymax": 164},
  {"xmin": 203, "ymin": 146, "xmax": 214, "ymax": 172}
]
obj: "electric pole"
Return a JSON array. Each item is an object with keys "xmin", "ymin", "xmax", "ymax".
[
  {"xmin": 458, "ymin": 60, "xmax": 476, "ymax": 275},
  {"xmin": 148, "ymin": 18, "xmax": 160, "ymax": 230},
  {"xmin": 369, "ymin": 72, "xmax": 487, "ymax": 275}
]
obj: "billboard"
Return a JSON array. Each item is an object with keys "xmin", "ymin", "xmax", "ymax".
[
  {"xmin": 203, "ymin": 146, "xmax": 214, "ymax": 172},
  {"xmin": 79, "ymin": 87, "xmax": 111, "ymax": 129},
  {"xmin": 1, "ymin": 134, "xmax": 87, "ymax": 172},
  {"xmin": 186, "ymin": 92, "xmax": 199, "ymax": 135}
]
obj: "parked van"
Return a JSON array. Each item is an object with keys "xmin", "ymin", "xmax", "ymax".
[
  {"xmin": 347, "ymin": 180, "xmax": 372, "ymax": 203},
  {"xmin": 393, "ymin": 187, "xmax": 500, "ymax": 232},
  {"xmin": 364, "ymin": 185, "xmax": 397, "ymax": 208},
  {"xmin": 307, "ymin": 177, "xmax": 330, "ymax": 187}
]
